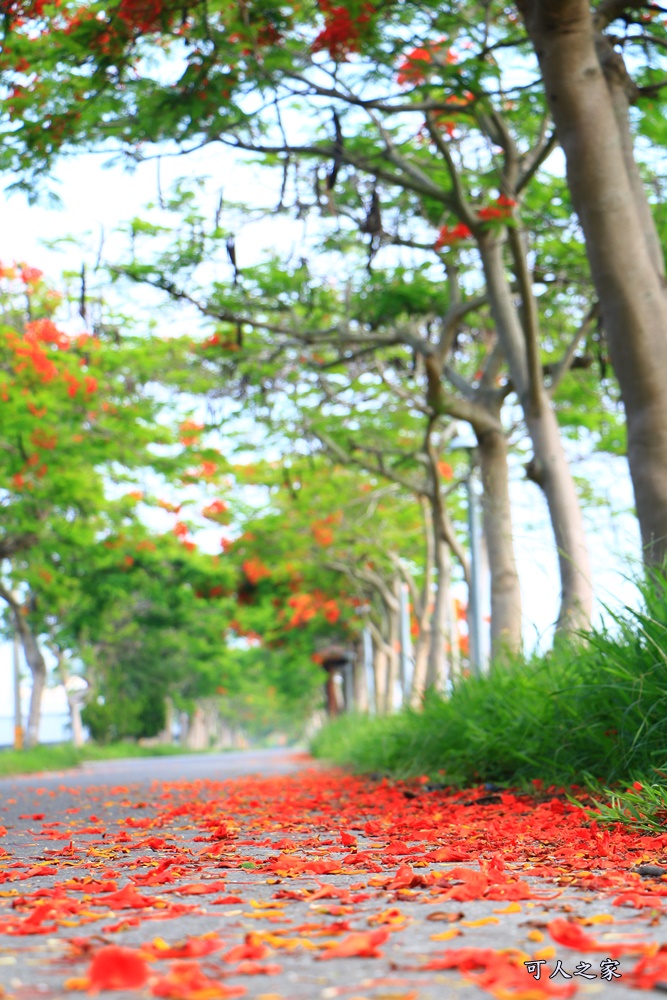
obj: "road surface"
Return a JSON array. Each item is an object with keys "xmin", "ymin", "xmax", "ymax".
[{"xmin": 0, "ymin": 748, "xmax": 666, "ymax": 999}]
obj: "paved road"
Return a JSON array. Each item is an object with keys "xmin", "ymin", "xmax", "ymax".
[
  {"xmin": 0, "ymin": 749, "xmax": 666, "ymax": 999},
  {"xmin": 1, "ymin": 748, "xmax": 305, "ymax": 794}
]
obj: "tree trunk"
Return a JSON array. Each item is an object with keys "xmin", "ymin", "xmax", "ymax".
[
  {"xmin": 447, "ymin": 586, "xmax": 461, "ymax": 681},
  {"xmin": 477, "ymin": 420, "xmax": 523, "ymax": 656},
  {"xmin": 325, "ymin": 672, "xmax": 338, "ymax": 717},
  {"xmin": 0, "ymin": 590, "xmax": 47, "ymax": 748},
  {"xmin": 18, "ymin": 631, "xmax": 46, "ymax": 749},
  {"xmin": 518, "ymin": 0, "xmax": 667, "ymax": 565},
  {"xmin": 385, "ymin": 590, "xmax": 401, "ymax": 712},
  {"xmin": 410, "ymin": 634, "xmax": 430, "ymax": 707},
  {"xmin": 373, "ymin": 645, "xmax": 388, "ymax": 715},
  {"xmin": 427, "ymin": 538, "xmax": 451, "ymax": 691},
  {"xmin": 352, "ymin": 640, "xmax": 369, "ymax": 712},
  {"xmin": 480, "ymin": 238, "xmax": 593, "ymax": 631},
  {"xmin": 68, "ymin": 695, "xmax": 84, "ymax": 748}
]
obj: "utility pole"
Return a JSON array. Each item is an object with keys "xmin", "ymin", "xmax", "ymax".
[{"xmin": 13, "ymin": 631, "xmax": 23, "ymax": 750}]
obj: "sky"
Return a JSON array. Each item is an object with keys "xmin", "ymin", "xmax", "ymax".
[{"xmin": 0, "ymin": 144, "xmax": 643, "ymax": 742}]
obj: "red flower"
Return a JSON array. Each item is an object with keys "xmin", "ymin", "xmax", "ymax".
[
  {"xmin": 312, "ymin": 0, "xmax": 374, "ymax": 60},
  {"xmin": 19, "ymin": 265, "xmax": 43, "ymax": 287},
  {"xmin": 203, "ymin": 499, "xmax": 230, "ymax": 523},
  {"xmin": 116, "ymin": 0, "xmax": 166, "ymax": 33},
  {"xmin": 242, "ymin": 557, "xmax": 271, "ymax": 585},
  {"xmin": 30, "ymin": 429, "xmax": 57, "ymax": 450},
  {"xmin": 478, "ymin": 206, "xmax": 504, "ymax": 221},
  {"xmin": 396, "ymin": 46, "xmax": 432, "ymax": 86},
  {"xmin": 397, "ymin": 44, "xmax": 457, "ymax": 86},
  {"xmin": 87, "ymin": 945, "xmax": 149, "ymax": 990},
  {"xmin": 180, "ymin": 419, "xmax": 204, "ymax": 446},
  {"xmin": 434, "ymin": 223, "xmax": 472, "ymax": 249}
]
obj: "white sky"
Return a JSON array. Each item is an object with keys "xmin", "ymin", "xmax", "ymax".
[{"xmin": 0, "ymin": 145, "xmax": 643, "ymax": 739}]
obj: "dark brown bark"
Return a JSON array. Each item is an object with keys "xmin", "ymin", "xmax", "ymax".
[{"xmin": 518, "ymin": 0, "xmax": 667, "ymax": 565}]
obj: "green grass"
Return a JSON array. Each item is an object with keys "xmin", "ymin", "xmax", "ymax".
[
  {"xmin": 311, "ymin": 573, "xmax": 667, "ymax": 830},
  {"xmin": 0, "ymin": 741, "xmax": 208, "ymax": 778}
]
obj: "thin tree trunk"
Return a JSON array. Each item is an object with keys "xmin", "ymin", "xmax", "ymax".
[
  {"xmin": 50, "ymin": 646, "xmax": 86, "ymax": 748},
  {"xmin": 410, "ymin": 641, "xmax": 429, "ymax": 707},
  {"xmin": 352, "ymin": 639, "xmax": 369, "ymax": 712},
  {"xmin": 477, "ymin": 420, "xmax": 523, "ymax": 656},
  {"xmin": 480, "ymin": 238, "xmax": 593, "ymax": 631},
  {"xmin": 447, "ymin": 586, "xmax": 461, "ymax": 681},
  {"xmin": 386, "ymin": 587, "xmax": 401, "ymax": 712},
  {"xmin": 15, "ymin": 615, "xmax": 46, "ymax": 749},
  {"xmin": 373, "ymin": 646, "xmax": 388, "ymax": 715},
  {"xmin": 518, "ymin": 0, "xmax": 667, "ymax": 565},
  {"xmin": 427, "ymin": 538, "xmax": 451, "ymax": 691},
  {"xmin": 0, "ymin": 588, "xmax": 46, "ymax": 748}
]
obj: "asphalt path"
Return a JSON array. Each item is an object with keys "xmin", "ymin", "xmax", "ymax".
[
  {"xmin": 0, "ymin": 749, "xmax": 666, "ymax": 1000},
  {"xmin": 1, "ymin": 748, "xmax": 305, "ymax": 794}
]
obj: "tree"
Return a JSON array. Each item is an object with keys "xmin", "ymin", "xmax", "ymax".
[
  {"xmin": 0, "ymin": 0, "xmax": 605, "ymax": 629},
  {"xmin": 0, "ymin": 261, "xmax": 227, "ymax": 742},
  {"xmin": 221, "ymin": 454, "xmax": 435, "ymax": 709},
  {"xmin": 517, "ymin": 0, "xmax": 667, "ymax": 565}
]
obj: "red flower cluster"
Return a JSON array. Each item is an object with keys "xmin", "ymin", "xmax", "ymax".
[
  {"xmin": 286, "ymin": 590, "xmax": 340, "ymax": 627},
  {"xmin": 396, "ymin": 43, "xmax": 457, "ymax": 86},
  {"xmin": 24, "ymin": 318, "xmax": 70, "ymax": 350},
  {"xmin": 478, "ymin": 194, "xmax": 516, "ymax": 222},
  {"xmin": 242, "ymin": 557, "xmax": 271, "ymax": 585},
  {"xmin": 116, "ymin": 0, "xmax": 167, "ymax": 33},
  {"xmin": 434, "ymin": 222, "xmax": 472, "ymax": 250},
  {"xmin": 179, "ymin": 419, "xmax": 204, "ymax": 446},
  {"xmin": 202, "ymin": 499, "xmax": 230, "ymax": 524},
  {"xmin": 311, "ymin": 512, "xmax": 342, "ymax": 546},
  {"xmin": 312, "ymin": 0, "xmax": 374, "ymax": 60}
]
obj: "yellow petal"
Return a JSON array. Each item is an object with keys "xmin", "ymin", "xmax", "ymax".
[
  {"xmin": 430, "ymin": 927, "xmax": 462, "ymax": 941},
  {"xmin": 534, "ymin": 946, "xmax": 557, "ymax": 960},
  {"xmin": 494, "ymin": 902, "xmax": 522, "ymax": 914}
]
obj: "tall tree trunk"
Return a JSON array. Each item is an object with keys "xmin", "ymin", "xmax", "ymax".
[
  {"xmin": 518, "ymin": 0, "xmax": 667, "ymax": 565},
  {"xmin": 49, "ymin": 646, "xmax": 86, "ymax": 748},
  {"xmin": 480, "ymin": 238, "xmax": 593, "ymax": 631},
  {"xmin": 373, "ymin": 644, "xmax": 388, "ymax": 715},
  {"xmin": 385, "ymin": 586, "xmax": 401, "ymax": 712},
  {"xmin": 0, "ymin": 590, "xmax": 47, "ymax": 748},
  {"xmin": 410, "ymin": 640, "xmax": 430, "ymax": 707},
  {"xmin": 352, "ymin": 639, "xmax": 369, "ymax": 712},
  {"xmin": 476, "ymin": 419, "xmax": 523, "ymax": 656},
  {"xmin": 427, "ymin": 538, "xmax": 451, "ymax": 691}
]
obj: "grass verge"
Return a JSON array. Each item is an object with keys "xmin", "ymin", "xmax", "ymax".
[
  {"xmin": 0, "ymin": 741, "xmax": 206, "ymax": 778},
  {"xmin": 312, "ymin": 574, "xmax": 667, "ymax": 831}
]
